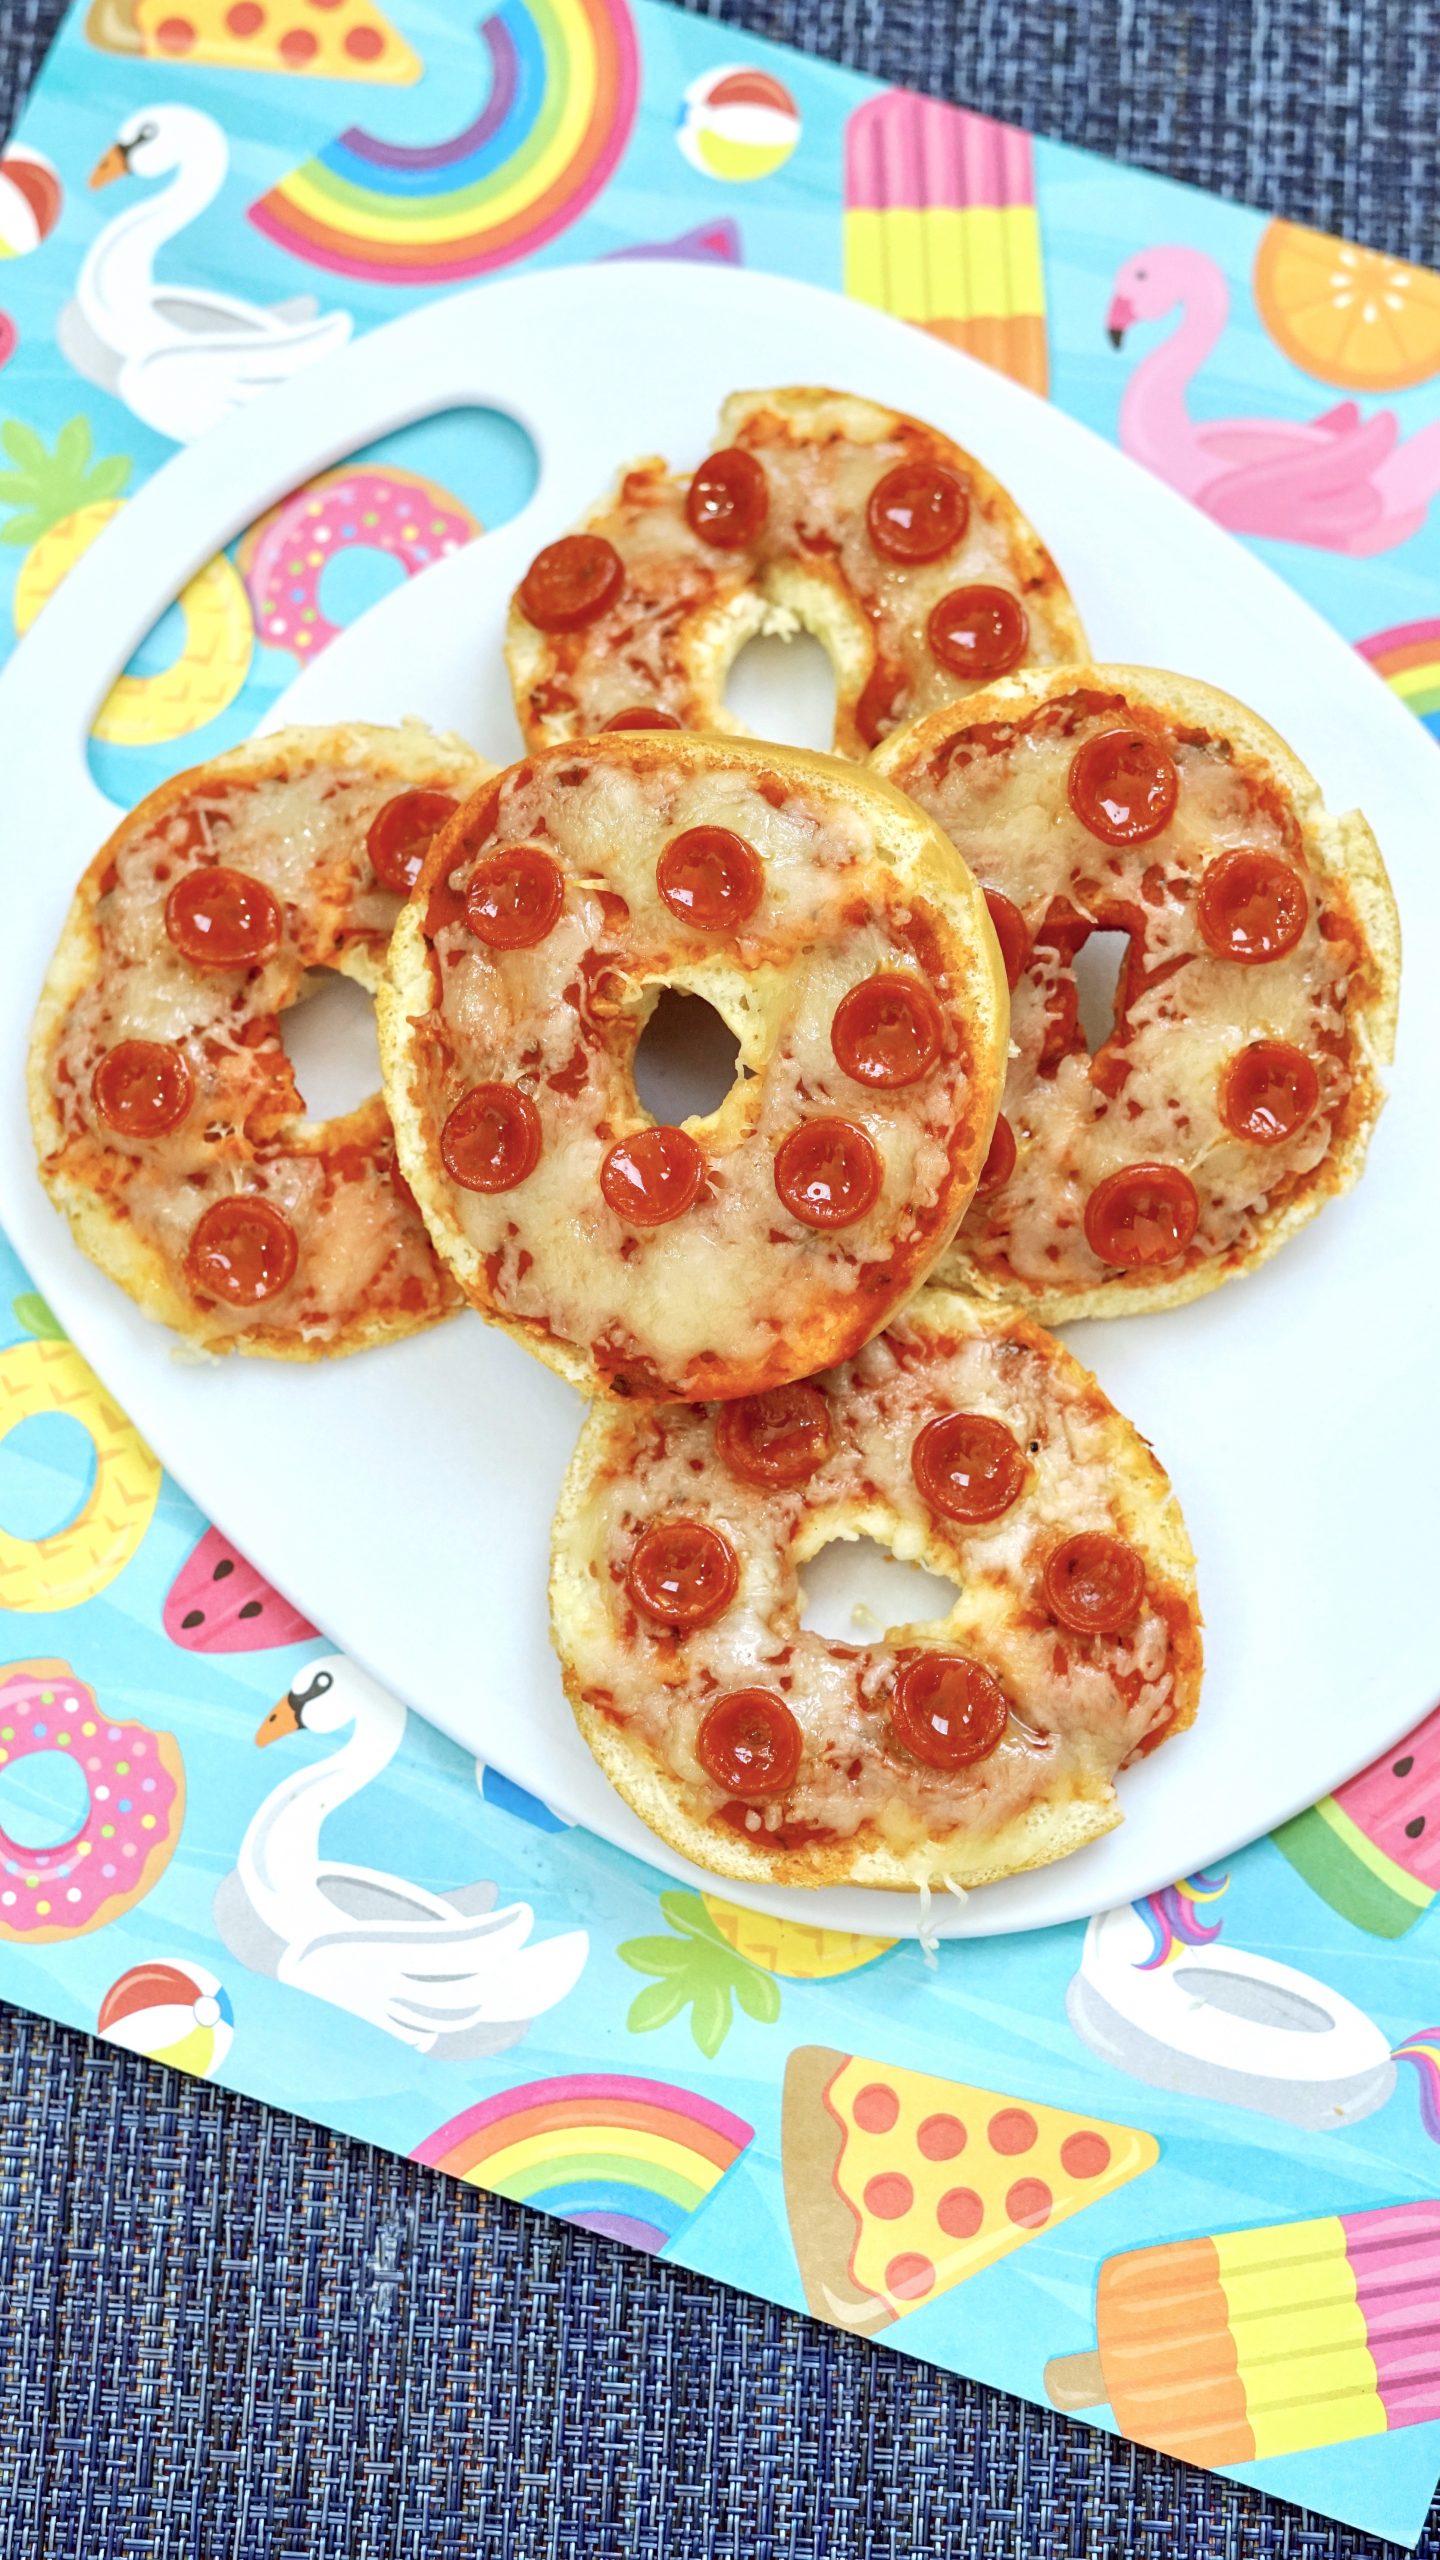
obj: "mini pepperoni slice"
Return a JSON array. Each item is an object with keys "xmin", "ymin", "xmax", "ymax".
[
  {"xmin": 465, "ymin": 846, "xmax": 564, "ymax": 950},
  {"xmin": 976, "ymin": 1114, "xmax": 1016, "ymax": 1197},
  {"xmin": 165, "ymin": 866, "xmax": 281, "ymax": 968},
  {"xmin": 927, "ymin": 584, "xmax": 1028, "ymax": 680},
  {"xmin": 626, "ymin": 1520, "xmax": 738, "ymax": 1630},
  {"xmin": 600, "ymin": 1126, "xmax": 704, "ymax": 1226},
  {"xmin": 889, "ymin": 1653, "xmax": 1009, "ymax": 1770},
  {"xmin": 1043, "ymin": 1532, "xmax": 1147, "ymax": 1636},
  {"xmin": 517, "ymin": 534, "xmax": 624, "ymax": 633},
  {"xmin": 696, "ymin": 1689, "xmax": 802, "ymax": 1797},
  {"xmin": 912, "ymin": 1411, "xmax": 1027, "ymax": 1523},
  {"xmin": 685, "ymin": 447, "xmax": 770, "ymax": 551},
  {"xmin": 656, "ymin": 826, "xmax": 763, "ymax": 931},
  {"xmin": 92, "ymin": 1040, "xmax": 192, "ymax": 1138},
  {"xmin": 366, "ymin": 788, "xmax": 459, "ymax": 896},
  {"xmin": 831, "ymin": 974, "xmax": 943, "ymax": 1088},
  {"xmin": 441, "ymin": 1084, "xmax": 542, "ymax": 1193},
  {"xmin": 715, "ymin": 1382, "xmax": 833, "ymax": 1488},
  {"xmin": 774, "ymin": 1119, "xmax": 882, "ymax": 1229},
  {"xmin": 184, "ymin": 1197, "xmax": 297, "ymax": 1307},
  {"xmin": 1219, "ymin": 1040, "xmax": 1321, "ymax": 1143},
  {"xmin": 866, "ymin": 461, "xmax": 969, "ymax": 563},
  {"xmin": 1068, "ymin": 728, "xmax": 1178, "ymax": 846},
  {"xmin": 1196, "ymin": 849, "xmax": 1309, "ymax": 963},
  {"xmin": 982, "ymin": 888, "xmax": 1030, "ymax": 991},
  {"xmin": 1084, "ymin": 1162, "xmax": 1199, "ymax": 1267},
  {"xmin": 601, "ymin": 706, "xmax": 684, "ymax": 732}
]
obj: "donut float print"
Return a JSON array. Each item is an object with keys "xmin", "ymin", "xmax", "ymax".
[
  {"xmin": 0, "ymin": 1660, "xmax": 184, "ymax": 1941},
  {"xmin": 248, "ymin": 0, "xmax": 640, "ymax": 285},
  {"xmin": 237, "ymin": 465, "xmax": 482, "ymax": 662}
]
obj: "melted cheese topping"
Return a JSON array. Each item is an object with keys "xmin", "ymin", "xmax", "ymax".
[
  {"xmin": 557, "ymin": 1303, "xmax": 1195, "ymax": 1866},
  {"xmin": 513, "ymin": 390, "xmax": 1076, "ymax": 750},
  {"xmin": 888, "ymin": 690, "xmax": 1365, "ymax": 1298},
  {"xmin": 412, "ymin": 749, "xmax": 991, "ymax": 1397},
  {"xmin": 44, "ymin": 745, "xmax": 473, "ymax": 1347}
]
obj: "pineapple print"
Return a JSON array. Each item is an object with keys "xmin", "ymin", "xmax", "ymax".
[
  {"xmin": 702, "ymin": 1895, "xmax": 896, "ymax": 1981},
  {"xmin": 1, "ymin": 414, "xmax": 252, "ymax": 745},
  {"xmin": 619, "ymin": 1890, "xmax": 894, "ymax": 2056}
]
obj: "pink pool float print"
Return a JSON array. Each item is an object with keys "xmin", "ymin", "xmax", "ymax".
[
  {"xmin": 1106, "ymin": 244, "xmax": 1440, "ymax": 554},
  {"xmin": 238, "ymin": 464, "xmax": 481, "ymax": 661},
  {"xmin": 0, "ymin": 1658, "xmax": 184, "ymax": 1940}
]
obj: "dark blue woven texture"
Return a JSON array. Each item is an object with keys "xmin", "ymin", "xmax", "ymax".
[{"xmin": 2, "ymin": 4, "xmax": 1438, "ymax": 2553}]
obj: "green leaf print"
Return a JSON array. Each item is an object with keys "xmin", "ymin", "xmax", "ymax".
[
  {"xmin": 625, "ymin": 1978, "xmax": 691, "ymax": 2035},
  {"xmin": 618, "ymin": 1889, "xmax": 786, "ymax": 2053},
  {"xmin": 13, "ymin": 1293, "xmax": 64, "ymax": 1341}
]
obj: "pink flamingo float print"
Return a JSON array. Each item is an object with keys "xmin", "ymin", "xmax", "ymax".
[{"xmin": 1106, "ymin": 245, "xmax": 1440, "ymax": 553}]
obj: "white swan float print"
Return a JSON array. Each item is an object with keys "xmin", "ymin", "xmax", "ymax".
[
  {"xmin": 214, "ymin": 1655, "xmax": 588, "ymax": 2057},
  {"xmin": 59, "ymin": 105, "xmax": 351, "ymax": 443}
]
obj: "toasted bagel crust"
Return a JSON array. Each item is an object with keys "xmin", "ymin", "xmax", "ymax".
[
  {"xmin": 873, "ymin": 665, "xmax": 1399, "ymax": 1320},
  {"xmin": 551, "ymin": 1288, "xmax": 1202, "ymax": 1891},
  {"xmin": 507, "ymin": 386, "xmax": 1086, "ymax": 760},
  {"xmin": 382, "ymin": 732, "xmax": 1009, "ymax": 1403},
  {"xmin": 31, "ymin": 722, "xmax": 489, "ymax": 1359}
]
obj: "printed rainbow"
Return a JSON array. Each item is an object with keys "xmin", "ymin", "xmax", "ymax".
[
  {"xmin": 411, "ymin": 2073, "xmax": 754, "ymax": 2254},
  {"xmin": 248, "ymin": 0, "xmax": 639, "ymax": 286},
  {"xmin": 1357, "ymin": 618, "xmax": 1440, "ymax": 738}
]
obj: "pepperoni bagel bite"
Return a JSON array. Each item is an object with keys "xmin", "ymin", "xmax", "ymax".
[
  {"xmin": 550, "ymin": 1291, "xmax": 1202, "ymax": 1891},
  {"xmin": 379, "ymin": 732, "xmax": 1009, "ymax": 1401},
  {"xmin": 873, "ymin": 668, "xmax": 1399, "ymax": 1320},
  {"xmin": 507, "ymin": 387, "xmax": 1085, "ymax": 760},
  {"xmin": 30, "ymin": 723, "xmax": 488, "ymax": 1357}
]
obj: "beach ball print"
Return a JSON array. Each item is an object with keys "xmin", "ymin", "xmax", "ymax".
[
  {"xmin": 0, "ymin": 148, "xmax": 62, "ymax": 259},
  {"xmin": 677, "ymin": 68, "xmax": 801, "ymax": 184},
  {"xmin": 98, "ymin": 1959, "xmax": 234, "ymax": 2079}
]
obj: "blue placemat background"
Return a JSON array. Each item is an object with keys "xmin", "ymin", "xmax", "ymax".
[{"xmin": 1, "ymin": 1, "xmax": 1437, "ymax": 2554}]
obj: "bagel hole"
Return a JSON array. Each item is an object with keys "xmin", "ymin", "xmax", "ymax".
[
  {"xmin": 0, "ymin": 1412, "xmax": 97, "ymax": 1543},
  {"xmin": 799, "ymin": 1536, "xmax": 960, "ymax": 1645},
  {"xmin": 1073, "ymin": 930, "xmax": 1130, "ymax": 1053},
  {"xmin": 724, "ymin": 630, "xmax": 837, "ymax": 750},
  {"xmin": 633, "ymin": 989, "xmax": 742, "ymax": 1124},
  {"xmin": 0, "ymin": 1749, "xmax": 92, "ymax": 1851},
  {"xmin": 283, "ymin": 969, "xmax": 381, "ymax": 1121}
]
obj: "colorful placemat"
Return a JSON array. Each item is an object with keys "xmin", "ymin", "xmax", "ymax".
[{"xmin": 0, "ymin": 1, "xmax": 1437, "ymax": 2541}]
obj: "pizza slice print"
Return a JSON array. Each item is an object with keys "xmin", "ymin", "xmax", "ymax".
[
  {"xmin": 85, "ymin": 0, "xmax": 421, "ymax": 81},
  {"xmin": 783, "ymin": 2044, "xmax": 1159, "ymax": 2334}
]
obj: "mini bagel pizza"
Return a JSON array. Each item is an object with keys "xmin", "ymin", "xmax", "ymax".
[
  {"xmin": 30, "ymin": 722, "xmax": 489, "ymax": 1358},
  {"xmin": 872, "ymin": 667, "xmax": 1399, "ymax": 1319},
  {"xmin": 379, "ymin": 730, "xmax": 1009, "ymax": 1401},
  {"xmin": 550, "ymin": 1290, "xmax": 1203, "ymax": 1891},
  {"xmin": 507, "ymin": 387, "xmax": 1086, "ymax": 759}
]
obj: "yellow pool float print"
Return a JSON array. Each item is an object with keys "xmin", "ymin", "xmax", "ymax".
[
  {"xmin": 3, "ymin": 414, "xmax": 252, "ymax": 744},
  {"xmin": 0, "ymin": 1309, "xmax": 161, "ymax": 1610}
]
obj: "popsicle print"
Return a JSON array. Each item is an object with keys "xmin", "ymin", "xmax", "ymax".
[
  {"xmin": 843, "ymin": 93, "xmax": 1048, "ymax": 394},
  {"xmin": 1047, "ymin": 2201, "xmax": 1440, "ymax": 2464}
]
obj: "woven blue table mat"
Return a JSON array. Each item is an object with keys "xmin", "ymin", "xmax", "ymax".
[{"xmin": 1, "ymin": 1, "xmax": 1438, "ymax": 2555}]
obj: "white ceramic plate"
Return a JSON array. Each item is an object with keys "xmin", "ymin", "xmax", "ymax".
[{"xmin": 0, "ymin": 264, "xmax": 1434, "ymax": 1941}]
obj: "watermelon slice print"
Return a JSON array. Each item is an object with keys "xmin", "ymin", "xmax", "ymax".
[
  {"xmin": 1272, "ymin": 1701, "xmax": 1440, "ymax": 1937},
  {"xmin": 164, "ymin": 1526, "xmax": 318, "ymax": 1653}
]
